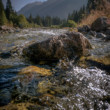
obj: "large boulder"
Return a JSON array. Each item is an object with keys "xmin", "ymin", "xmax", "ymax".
[
  {"xmin": 23, "ymin": 32, "xmax": 92, "ymax": 62},
  {"xmin": 91, "ymin": 17, "xmax": 110, "ymax": 31}
]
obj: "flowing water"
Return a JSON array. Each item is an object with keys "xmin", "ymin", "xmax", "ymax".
[{"xmin": 0, "ymin": 28, "xmax": 110, "ymax": 110}]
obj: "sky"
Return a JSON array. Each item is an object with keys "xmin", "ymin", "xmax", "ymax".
[{"xmin": 2, "ymin": 0, "xmax": 46, "ymax": 11}]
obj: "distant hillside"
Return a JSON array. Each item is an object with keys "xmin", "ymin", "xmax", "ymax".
[
  {"xmin": 2, "ymin": 0, "xmax": 46, "ymax": 11},
  {"xmin": 18, "ymin": 0, "xmax": 88, "ymax": 19}
]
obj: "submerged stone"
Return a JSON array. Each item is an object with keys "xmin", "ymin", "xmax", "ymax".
[{"xmin": 0, "ymin": 89, "xmax": 11, "ymax": 106}]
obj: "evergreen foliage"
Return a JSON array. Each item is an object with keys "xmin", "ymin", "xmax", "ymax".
[
  {"xmin": 34, "ymin": 15, "xmax": 43, "ymax": 26},
  {"xmin": 5, "ymin": 0, "xmax": 18, "ymax": 26},
  {"xmin": 28, "ymin": 14, "xmax": 33, "ymax": 23},
  {"xmin": 67, "ymin": 0, "xmax": 107, "ymax": 24},
  {"xmin": 67, "ymin": 5, "xmax": 87, "ymax": 23},
  {"xmin": 31, "ymin": 15, "xmax": 64, "ymax": 27},
  {"xmin": 86, "ymin": 0, "xmax": 96, "ymax": 12},
  {"xmin": 0, "ymin": 0, "xmax": 8, "ymax": 25},
  {"xmin": 86, "ymin": 0, "xmax": 106, "ymax": 12},
  {"xmin": 5, "ymin": 0, "xmax": 14, "ymax": 20},
  {"xmin": 1, "ymin": 0, "xmax": 107, "ymax": 28}
]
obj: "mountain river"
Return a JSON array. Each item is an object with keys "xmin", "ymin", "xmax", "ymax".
[{"xmin": 0, "ymin": 28, "xmax": 110, "ymax": 110}]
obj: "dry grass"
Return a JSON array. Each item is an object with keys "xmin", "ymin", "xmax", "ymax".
[
  {"xmin": 79, "ymin": 11, "xmax": 105, "ymax": 26},
  {"xmin": 79, "ymin": 0, "xmax": 110, "ymax": 26}
]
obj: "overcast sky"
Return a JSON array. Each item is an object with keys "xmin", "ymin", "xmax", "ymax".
[{"xmin": 2, "ymin": 0, "xmax": 46, "ymax": 11}]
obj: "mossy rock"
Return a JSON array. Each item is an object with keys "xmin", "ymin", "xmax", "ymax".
[
  {"xmin": 0, "ymin": 65, "xmax": 12, "ymax": 69},
  {"xmin": 38, "ymin": 80, "xmax": 68, "ymax": 96},
  {"xmin": 86, "ymin": 54, "xmax": 110, "ymax": 65},
  {"xmin": 78, "ymin": 54, "xmax": 110, "ymax": 72},
  {"xmin": 38, "ymin": 80, "xmax": 52, "ymax": 94},
  {"xmin": 19, "ymin": 66, "xmax": 52, "ymax": 76},
  {"xmin": 0, "ymin": 102, "xmax": 34, "ymax": 110}
]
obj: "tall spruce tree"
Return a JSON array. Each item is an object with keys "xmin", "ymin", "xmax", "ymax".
[
  {"xmin": 5, "ymin": 0, "xmax": 14, "ymax": 20},
  {"xmin": 34, "ymin": 15, "xmax": 42, "ymax": 26},
  {"xmin": 5, "ymin": 0, "xmax": 18, "ymax": 26},
  {"xmin": 0, "ymin": 0, "xmax": 8, "ymax": 25},
  {"xmin": 86, "ymin": 0, "xmax": 96, "ymax": 12},
  {"xmin": 86, "ymin": 0, "xmax": 106, "ymax": 13},
  {"xmin": 28, "ymin": 14, "xmax": 33, "ymax": 23}
]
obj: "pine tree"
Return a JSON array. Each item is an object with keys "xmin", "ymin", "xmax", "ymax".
[
  {"xmin": 5, "ymin": 0, "xmax": 14, "ymax": 20},
  {"xmin": 44, "ymin": 16, "xmax": 52, "ymax": 27},
  {"xmin": 5, "ymin": 0, "xmax": 18, "ymax": 26},
  {"xmin": 0, "ymin": 0, "xmax": 8, "ymax": 25},
  {"xmin": 35, "ymin": 15, "xmax": 42, "ymax": 26},
  {"xmin": 28, "ymin": 14, "xmax": 33, "ymax": 23},
  {"xmin": 86, "ymin": 0, "xmax": 95, "ymax": 13},
  {"xmin": 86, "ymin": 0, "xmax": 106, "ymax": 13},
  {"xmin": 52, "ymin": 17, "xmax": 61, "ymax": 25}
]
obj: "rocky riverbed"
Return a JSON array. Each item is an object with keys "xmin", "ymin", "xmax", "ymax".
[{"xmin": 0, "ymin": 27, "xmax": 110, "ymax": 110}]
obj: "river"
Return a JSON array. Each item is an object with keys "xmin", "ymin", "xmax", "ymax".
[{"xmin": 0, "ymin": 28, "xmax": 110, "ymax": 110}]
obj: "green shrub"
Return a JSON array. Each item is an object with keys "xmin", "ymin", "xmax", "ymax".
[
  {"xmin": 17, "ymin": 15, "xmax": 29, "ymax": 28},
  {"xmin": 67, "ymin": 20, "xmax": 77, "ymax": 27}
]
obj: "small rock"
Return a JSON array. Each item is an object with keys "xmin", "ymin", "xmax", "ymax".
[
  {"xmin": 16, "ymin": 30, "xmax": 20, "ymax": 32},
  {"xmin": 96, "ymin": 33, "xmax": 106, "ymax": 38},
  {"xmin": 0, "ymin": 25, "xmax": 15, "ymax": 34},
  {"xmin": 88, "ymin": 31, "xmax": 97, "ymax": 37},
  {"xmin": 106, "ymin": 28, "xmax": 110, "ymax": 35},
  {"xmin": 78, "ymin": 25, "xmax": 91, "ymax": 32},
  {"xmin": 9, "ymin": 30, "xmax": 14, "ymax": 33},
  {"xmin": 104, "ymin": 35, "xmax": 110, "ymax": 41},
  {"xmin": 0, "ymin": 52, "xmax": 11, "ymax": 59}
]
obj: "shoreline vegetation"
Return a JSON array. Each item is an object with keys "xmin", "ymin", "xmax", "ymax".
[{"xmin": 0, "ymin": 0, "xmax": 109, "ymax": 30}]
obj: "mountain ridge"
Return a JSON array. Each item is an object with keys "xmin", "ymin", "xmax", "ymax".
[
  {"xmin": 2, "ymin": 0, "xmax": 46, "ymax": 11},
  {"xmin": 18, "ymin": 0, "xmax": 88, "ymax": 19}
]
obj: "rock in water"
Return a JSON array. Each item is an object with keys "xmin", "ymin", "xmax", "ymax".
[
  {"xmin": 96, "ymin": 33, "xmax": 106, "ymax": 38},
  {"xmin": 78, "ymin": 25, "xmax": 91, "ymax": 32},
  {"xmin": 19, "ymin": 66, "xmax": 52, "ymax": 76},
  {"xmin": 23, "ymin": 32, "xmax": 92, "ymax": 63},
  {"xmin": 0, "ymin": 25, "xmax": 15, "ymax": 33},
  {"xmin": 0, "ymin": 89, "xmax": 11, "ymax": 106},
  {"xmin": 91, "ymin": 17, "xmax": 110, "ymax": 31},
  {"xmin": 106, "ymin": 28, "xmax": 110, "ymax": 35}
]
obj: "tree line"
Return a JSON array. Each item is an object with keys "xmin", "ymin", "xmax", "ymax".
[
  {"xmin": 0, "ymin": 0, "xmax": 106, "ymax": 28},
  {"xmin": 67, "ymin": 0, "xmax": 108, "ymax": 23},
  {"xmin": 0, "ymin": 0, "xmax": 29, "ymax": 27},
  {"xmin": 27, "ymin": 0, "xmax": 106, "ymax": 27}
]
